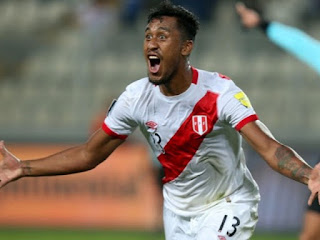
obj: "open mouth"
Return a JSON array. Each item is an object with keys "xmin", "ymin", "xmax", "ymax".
[{"xmin": 148, "ymin": 56, "xmax": 161, "ymax": 74}]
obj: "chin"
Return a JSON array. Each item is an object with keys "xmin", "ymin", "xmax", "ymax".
[
  {"xmin": 148, "ymin": 73, "xmax": 170, "ymax": 85},
  {"xmin": 149, "ymin": 78, "xmax": 162, "ymax": 85}
]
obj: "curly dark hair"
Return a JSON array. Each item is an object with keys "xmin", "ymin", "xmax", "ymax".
[{"xmin": 147, "ymin": 1, "xmax": 200, "ymax": 41}]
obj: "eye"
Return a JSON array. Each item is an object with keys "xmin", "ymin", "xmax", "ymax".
[
  {"xmin": 159, "ymin": 34, "xmax": 166, "ymax": 40},
  {"xmin": 145, "ymin": 34, "xmax": 152, "ymax": 40}
]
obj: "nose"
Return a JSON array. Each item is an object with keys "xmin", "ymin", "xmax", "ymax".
[{"xmin": 146, "ymin": 37, "xmax": 159, "ymax": 51}]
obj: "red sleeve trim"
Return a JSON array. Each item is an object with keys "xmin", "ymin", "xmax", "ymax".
[
  {"xmin": 102, "ymin": 122, "xmax": 128, "ymax": 140},
  {"xmin": 235, "ymin": 114, "xmax": 259, "ymax": 131},
  {"xmin": 218, "ymin": 73, "xmax": 231, "ymax": 80}
]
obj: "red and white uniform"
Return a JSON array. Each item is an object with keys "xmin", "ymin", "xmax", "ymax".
[{"xmin": 103, "ymin": 68, "xmax": 260, "ymax": 218}]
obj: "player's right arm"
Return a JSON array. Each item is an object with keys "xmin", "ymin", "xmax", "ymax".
[{"xmin": 0, "ymin": 128, "xmax": 125, "ymax": 188}]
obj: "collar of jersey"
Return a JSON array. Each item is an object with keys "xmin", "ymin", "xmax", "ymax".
[{"xmin": 155, "ymin": 80, "xmax": 197, "ymax": 102}]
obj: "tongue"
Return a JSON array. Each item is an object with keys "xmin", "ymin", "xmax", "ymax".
[{"xmin": 150, "ymin": 63, "xmax": 160, "ymax": 73}]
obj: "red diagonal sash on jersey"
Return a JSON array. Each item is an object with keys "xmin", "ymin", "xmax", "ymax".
[{"xmin": 158, "ymin": 91, "xmax": 219, "ymax": 184}]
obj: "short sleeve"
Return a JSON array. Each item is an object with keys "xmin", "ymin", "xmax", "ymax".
[
  {"xmin": 103, "ymin": 88, "xmax": 138, "ymax": 139},
  {"xmin": 218, "ymin": 82, "xmax": 258, "ymax": 131}
]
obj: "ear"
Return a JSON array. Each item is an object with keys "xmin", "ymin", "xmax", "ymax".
[{"xmin": 181, "ymin": 40, "xmax": 194, "ymax": 57}]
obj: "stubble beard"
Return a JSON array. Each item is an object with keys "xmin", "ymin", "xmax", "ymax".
[
  {"xmin": 148, "ymin": 66, "xmax": 178, "ymax": 86},
  {"xmin": 148, "ymin": 75, "xmax": 171, "ymax": 85}
]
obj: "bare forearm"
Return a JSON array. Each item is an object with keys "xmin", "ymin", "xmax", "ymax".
[
  {"xmin": 240, "ymin": 121, "xmax": 312, "ymax": 185},
  {"xmin": 20, "ymin": 144, "xmax": 100, "ymax": 177},
  {"xmin": 0, "ymin": 130, "xmax": 123, "ymax": 188},
  {"xmin": 268, "ymin": 145, "xmax": 312, "ymax": 185}
]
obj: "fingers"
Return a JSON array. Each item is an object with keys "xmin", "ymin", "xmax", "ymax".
[
  {"xmin": 308, "ymin": 163, "xmax": 320, "ymax": 206},
  {"xmin": 235, "ymin": 2, "xmax": 247, "ymax": 15},
  {"xmin": 0, "ymin": 141, "xmax": 19, "ymax": 163},
  {"xmin": 308, "ymin": 191, "xmax": 320, "ymax": 206},
  {"xmin": 235, "ymin": 2, "xmax": 261, "ymax": 29},
  {"xmin": 308, "ymin": 192, "xmax": 316, "ymax": 206},
  {"xmin": 310, "ymin": 163, "xmax": 320, "ymax": 181},
  {"xmin": 0, "ymin": 177, "xmax": 10, "ymax": 189},
  {"xmin": 0, "ymin": 140, "xmax": 7, "ymax": 157},
  {"xmin": 314, "ymin": 162, "xmax": 320, "ymax": 170}
]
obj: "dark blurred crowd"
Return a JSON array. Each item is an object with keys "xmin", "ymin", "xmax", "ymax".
[
  {"xmin": 81, "ymin": 0, "xmax": 320, "ymax": 27},
  {"xmin": 0, "ymin": 0, "xmax": 320, "ymax": 80}
]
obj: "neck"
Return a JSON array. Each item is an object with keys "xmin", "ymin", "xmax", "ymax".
[{"xmin": 160, "ymin": 64, "xmax": 193, "ymax": 96}]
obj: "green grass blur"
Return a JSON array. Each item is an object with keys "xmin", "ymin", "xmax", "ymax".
[{"xmin": 0, "ymin": 229, "xmax": 298, "ymax": 240}]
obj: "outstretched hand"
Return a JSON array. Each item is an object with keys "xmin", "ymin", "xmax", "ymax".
[
  {"xmin": 0, "ymin": 141, "xmax": 23, "ymax": 188},
  {"xmin": 235, "ymin": 2, "xmax": 262, "ymax": 29},
  {"xmin": 308, "ymin": 163, "xmax": 320, "ymax": 206}
]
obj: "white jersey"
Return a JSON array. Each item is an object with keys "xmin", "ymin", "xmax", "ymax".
[{"xmin": 103, "ymin": 67, "xmax": 260, "ymax": 216}]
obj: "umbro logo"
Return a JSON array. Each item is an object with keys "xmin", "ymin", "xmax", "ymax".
[{"xmin": 146, "ymin": 121, "xmax": 158, "ymax": 132}]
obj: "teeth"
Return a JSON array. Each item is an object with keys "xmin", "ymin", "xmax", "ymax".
[{"xmin": 149, "ymin": 56, "xmax": 159, "ymax": 59}]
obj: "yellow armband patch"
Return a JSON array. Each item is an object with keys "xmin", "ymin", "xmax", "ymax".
[{"xmin": 234, "ymin": 92, "xmax": 252, "ymax": 108}]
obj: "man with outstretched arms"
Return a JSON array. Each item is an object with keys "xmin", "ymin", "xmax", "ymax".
[
  {"xmin": 105, "ymin": 67, "xmax": 260, "ymax": 218},
  {"xmin": 1, "ymin": 2, "xmax": 320, "ymax": 240}
]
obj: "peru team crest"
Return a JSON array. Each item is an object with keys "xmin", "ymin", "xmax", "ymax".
[{"xmin": 192, "ymin": 115, "xmax": 208, "ymax": 135}]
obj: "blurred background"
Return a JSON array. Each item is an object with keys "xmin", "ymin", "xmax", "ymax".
[{"xmin": 0, "ymin": 0, "xmax": 319, "ymax": 239}]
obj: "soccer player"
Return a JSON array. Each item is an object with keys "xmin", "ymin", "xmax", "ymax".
[
  {"xmin": 236, "ymin": 2, "xmax": 320, "ymax": 240},
  {"xmin": 1, "ymin": 2, "xmax": 320, "ymax": 240}
]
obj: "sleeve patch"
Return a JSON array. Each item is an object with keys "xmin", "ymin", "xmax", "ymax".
[{"xmin": 234, "ymin": 92, "xmax": 252, "ymax": 108}]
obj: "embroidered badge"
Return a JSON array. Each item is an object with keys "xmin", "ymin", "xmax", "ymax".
[{"xmin": 192, "ymin": 115, "xmax": 208, "ymax": 135}]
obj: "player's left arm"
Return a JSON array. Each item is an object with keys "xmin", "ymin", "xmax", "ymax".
[{"xmin": 240, "ymin": 120, "xmax": 320, "ymax": 205}]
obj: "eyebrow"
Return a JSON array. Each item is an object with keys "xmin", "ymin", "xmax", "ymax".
[{"xmin": 144, "ymin": 26, "xmax": 171, "ymax": 33}]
